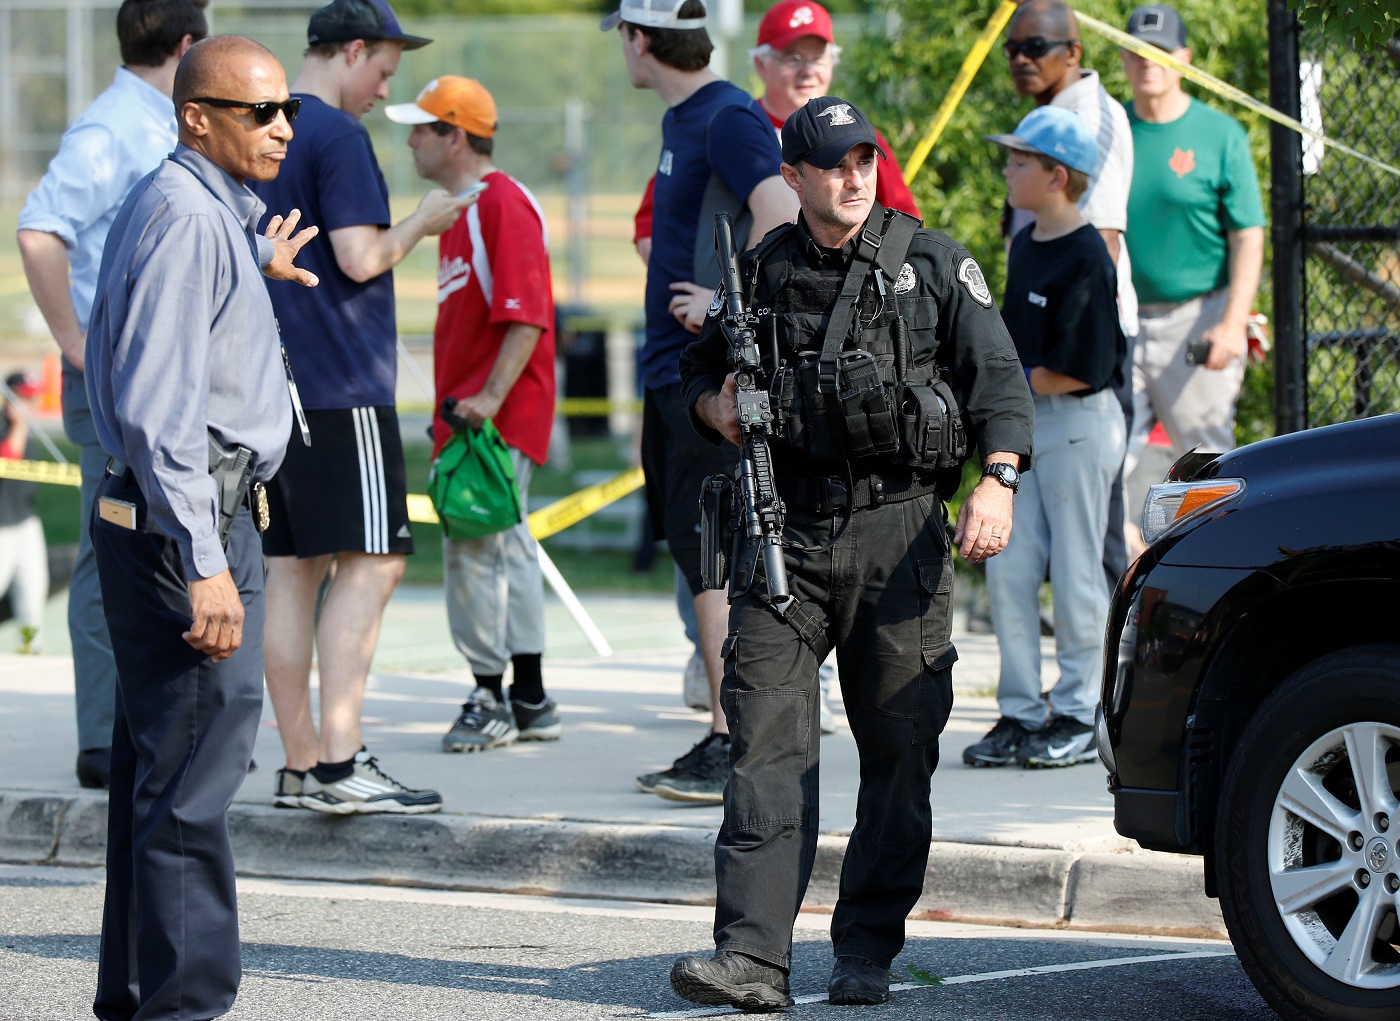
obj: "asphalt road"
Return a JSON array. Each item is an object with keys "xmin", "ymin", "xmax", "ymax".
[{"xmin": 0, "ymin": 863, "xmax": 1277, "ymax": 1021}]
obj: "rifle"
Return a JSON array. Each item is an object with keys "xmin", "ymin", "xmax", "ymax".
[{"xmin": 713, "ymin": 211, "xmax": 790, "ymax": 607}]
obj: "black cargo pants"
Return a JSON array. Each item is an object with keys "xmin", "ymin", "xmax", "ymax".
[{"xmin": 714, "ymin": 489, "xmax": 956, "ymax": 971}]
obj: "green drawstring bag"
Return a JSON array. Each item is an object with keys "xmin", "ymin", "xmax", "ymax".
[{"xmin": 427, "ymin": 419, "xmax": 522, "ymax": 540}]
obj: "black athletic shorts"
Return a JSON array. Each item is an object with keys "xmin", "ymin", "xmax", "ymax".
[
  {"xmin": 262, "ymin": 406, "xmax": 414, "ymax": 558},
  {"xmin": 641, "ymin": 383, "xmax": 739, "ymax": 595}
]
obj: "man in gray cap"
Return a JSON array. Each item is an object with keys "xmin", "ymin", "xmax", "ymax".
[
  {"xmin": 672, "ymin": 95, "xmax": 1033, "ymax": 1009},
  {"xmin": 1119, "ymin": 4, "xmax": 1264, "ymax": 554}
]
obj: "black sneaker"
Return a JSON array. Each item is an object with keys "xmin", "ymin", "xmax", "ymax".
[
  {"xmin": 1017, "ymin": 715, "xmax": 1097, "ymax": 768},
  {"xmin": 962, "ymin": 716, "xmax": 1036, "ymax": 767},
  {"xmin": 76, "ymin": 748, "xmax": 111, "ymax": 790},
  {"xmin": 651, "ymin": 733, "xmax": 731, "ymax": 804},
  {"xmin": 635, "ymin": 733, "xmax": 713, "ymax": 794},
  {"xmin": 299, "ymin": 752, "xmax": 443, "ymax": 814},
  {"xmin": 670, "ymin": 950, "xmax": 793, "ymax": 1010},
  {"xmin": 512, "ymin": 697, "xmax": 563, "ymax": 742},
  {"xmin": 828, "ymin": 955, "xmax": 891, "ymax": 1005},
  {"xmin": 442, "ymin": 687, "xmax": 519, "ymax": 753}
]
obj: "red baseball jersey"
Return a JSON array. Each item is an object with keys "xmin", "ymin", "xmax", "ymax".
[{"xmin": 432, "ymin": 170, "xmax": 557, "ymax": 466}]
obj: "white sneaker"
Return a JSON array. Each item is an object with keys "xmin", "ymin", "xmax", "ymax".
[{"xmin": 300, "ymin": 751, "xmax": 443, "ymax": 814}]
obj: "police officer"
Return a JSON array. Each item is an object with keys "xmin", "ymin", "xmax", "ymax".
[
  {"xmin": 84, "ymin": 36, "xmax": 316, "ymax": 1020},
  {"xmin": 673, "ymin": 96, "xmax": 1034, "ymax": 1008}
]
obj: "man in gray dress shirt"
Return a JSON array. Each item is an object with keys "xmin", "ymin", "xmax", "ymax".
[{"xmin": 85, "ymin": 34, "xmax": 316, "ymax": 1021}]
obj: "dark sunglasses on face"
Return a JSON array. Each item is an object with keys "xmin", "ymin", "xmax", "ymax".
[
  {"xmin": 1003, "ymin": 37, "xmax": 1077, "ymax": 60},
  {"xmin": 191, "ymin": 96, "xmax": 302, "ymax": 126}
]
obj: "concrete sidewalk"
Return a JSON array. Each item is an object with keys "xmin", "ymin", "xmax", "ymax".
[{"xmin": 0, "ymin": 587, "xmax": 1223, "ymax": 939}]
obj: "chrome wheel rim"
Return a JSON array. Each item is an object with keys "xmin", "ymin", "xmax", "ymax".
[{"xmin": 1269, "ymin": 721, "xmax": 1400, "ymax": 989}]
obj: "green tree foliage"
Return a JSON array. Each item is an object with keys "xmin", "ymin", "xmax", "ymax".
[
  {"xmin": 1292, "ymin": 0, "xmax": 1399, "ymax": 52},
  {"xmin": 844, "ymin": 0, "xmax": 1277, "ymax": 439}
]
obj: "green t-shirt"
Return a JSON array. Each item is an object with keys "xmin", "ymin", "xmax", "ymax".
[{"xmin": 1126, "ymin": 98, "xmax": 1265, "ymax": 305}]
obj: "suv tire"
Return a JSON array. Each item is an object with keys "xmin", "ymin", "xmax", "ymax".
[{"xmin": 1216, "ymin": 644, "xmax": 1400, "ymax": 1021}]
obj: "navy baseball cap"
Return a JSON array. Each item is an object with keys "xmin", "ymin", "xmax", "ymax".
[
  {"xmin": 1125, "ymin": 5, "xmax": 1186, "ymax": 50},
  {"xmin": 984, "ymin": 106, "xmax": 1098, "ymax": 177},
  {"xmin": 308, "ymin": 0, "xmax": 432, "ymax": 51},
  {"xmin": 781, "ymin": 96, "xmax": 886, "ymax": 170}
]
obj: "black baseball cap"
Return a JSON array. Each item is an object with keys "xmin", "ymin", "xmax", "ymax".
[
  {"xmin": 308, "ymin": 0, "xmax": 432, "ymax": 51},
  {"xmin": 1125, "ymin": 5, "xmax": 1186, "ymax": 51},
  {"xmin": 781, "ymin": 96, "xmax": 885, "ymax": 170}
]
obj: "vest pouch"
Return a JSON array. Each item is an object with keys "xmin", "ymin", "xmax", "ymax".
[
  {"xmin": 933, "ymin": 377, "xmax": 969, "ymax": 468},
  {"xmin": 836, "ymin": 350, "xmax": 897, "ymax": 460},
  {"xmin": 774, "ymin": 365, "xmax": 804, "ymax": 453},
  {"xmin": 898, "ymin": 381, "xmax": 969, "ymax": 470},
  {"xmin": 795, "ymin": 356, "xmax": 841, "ymax": 462},
  {"xmin": 897, "ymin": 384, "xmax": 941, "ymax": 468}
]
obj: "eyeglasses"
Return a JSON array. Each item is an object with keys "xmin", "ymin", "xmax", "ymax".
[
  {"xmin": 770, "ymin": 51, "xmax": 833, "ymax": 72},
  {"xmin": 1002, "ymin": 37, "xmax": 1077, "ymax": 60},
  {"xmin": 190, "ymin": 96, "xmax": 302, "ymax": 126}
]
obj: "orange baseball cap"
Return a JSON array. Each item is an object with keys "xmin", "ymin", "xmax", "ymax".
[{"xmin": 384, "ymin": 76, "xmax": 497, "ymax": 137}]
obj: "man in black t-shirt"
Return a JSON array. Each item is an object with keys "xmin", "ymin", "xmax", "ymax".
[{"xmin": 966, "ymin": 106, "xmax": 1127, "ymax": 770}]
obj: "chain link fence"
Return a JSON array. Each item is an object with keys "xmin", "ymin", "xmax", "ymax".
[{"xmin": 1285, "ymin": 21, "xmax": 1400, "ymax": 429}]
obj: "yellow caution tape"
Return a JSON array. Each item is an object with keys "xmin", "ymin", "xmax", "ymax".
[
  {"xmin": 904, "ymin": 0, "xmax": 1019, "ymax": 184},
  {"xmin": 556, "ymin": 396, "xmax": 643, "ymax": 416},
  {"xmin": 1076, "ymin": 11, "xmax": 1400, "ymax": 179},
  {"xmin": 0, "ymin": 458, "xmax": 80, "ymax": 486},
  {"xmin": 10, "ymin": 452, "xmax": 646, "ymax": 544},
  {"xmin": 405, "ymin": 493, "xmax": 440, "ymax": 526},
  {"xmin": 407, "ymin": 465, "xmax": 646, "ymax": 541}
]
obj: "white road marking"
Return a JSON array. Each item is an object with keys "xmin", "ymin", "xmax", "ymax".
[{"xmin": 647, "ymin": 951, "xmax": 1236, "ymax": 1018}]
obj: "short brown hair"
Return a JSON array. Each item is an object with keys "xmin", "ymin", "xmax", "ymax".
[
  {"xmin": 428, "ymin": 120, "xmax": 494, "ymax": 157},
  {"xmin": 1034, "ymin": 152, "xmax": 1089, "ymax": 202},
  {"xmin": 623, "ymin": 0, "xmax": 712, "ymax": 72},
  {"xmin": 304, "ymin": 37, "xmax": 395, "ymax": 60},
  {"xmin": 117, "ymin": 0, "xmax": 208, "ymax": 67}
]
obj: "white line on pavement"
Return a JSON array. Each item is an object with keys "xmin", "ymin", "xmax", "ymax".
[{"xmin": 647, "ymin": 950, "xmax": 1237, "ymax": 1018}]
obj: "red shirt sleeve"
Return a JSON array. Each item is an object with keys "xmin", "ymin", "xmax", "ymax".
[
  {"xmin": 634, "ymin": 175, "xmax": 656, "ymax": 245},
  {"xmin": 873, "ymin": 128, "xmax": 921, "ymax": 220},
  {"xmin": 482, "ymin": 181, "xmax": 553, "ymax": 332}
]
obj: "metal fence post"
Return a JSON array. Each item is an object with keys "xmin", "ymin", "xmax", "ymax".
[{"xmin": 1267, "ymin": 0, "xmax": 1305, "ymax": 435}]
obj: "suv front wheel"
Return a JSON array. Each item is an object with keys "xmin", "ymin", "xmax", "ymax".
[{"xmin": 1216, "ymin": 645, "xmax": 1400, "ymax": 1020}]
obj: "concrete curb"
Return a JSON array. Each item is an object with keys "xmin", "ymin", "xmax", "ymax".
[{"xmin": 0, "ymin": 792, "xmax": 1225, "ymax": 938}]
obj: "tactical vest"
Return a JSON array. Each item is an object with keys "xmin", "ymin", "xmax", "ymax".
[{"xmin": 744, "ymin": 207, "xmax": 968, "ymax": 474}]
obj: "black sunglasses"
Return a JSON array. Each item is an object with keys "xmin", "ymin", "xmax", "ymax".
[
  {"xmin": 1003, "ymin": 37, "xmax": 1078, "ymax": 60},
  {"xmin": 191, "ymin": 96, "xmax": 302, "ymax": 126}
]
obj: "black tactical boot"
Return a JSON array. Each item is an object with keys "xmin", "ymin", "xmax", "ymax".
[
  {"xmin": 828, "ymin": 955, "xmax": 891, "ymax": 1005},
  {"xmin": 670, "ymin": 950, "xmax": 793, "ymax": 1010}
]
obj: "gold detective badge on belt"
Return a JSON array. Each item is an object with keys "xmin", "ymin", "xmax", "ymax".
[{"xmin": 98, "ymin": 497, "xmax": 138, "ymax": 530}]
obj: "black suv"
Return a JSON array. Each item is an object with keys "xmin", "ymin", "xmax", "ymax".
[{"xmin": 1098, "ymin": 413, "xmax": 1400, "ymax": 1021}]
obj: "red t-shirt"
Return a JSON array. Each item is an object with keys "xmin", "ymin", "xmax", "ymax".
[
  {"xmin": 432, "ymin": 170, "xmax": 557, "ymax": 466},
  {"xmin": 631, "ymin": 105, "xmax": 922, "ymax": 241}
]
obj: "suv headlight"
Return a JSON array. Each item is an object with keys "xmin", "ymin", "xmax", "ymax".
[{"xmin": 1140, "ymin": 479, "xmax": 1245, "ymax": 545}]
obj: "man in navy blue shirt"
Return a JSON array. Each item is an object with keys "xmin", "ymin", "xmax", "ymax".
[
  {"xmin": 253, "ymin": 0, "xmax": 472, "ymax": 816},
  {"xmin": 604, "ymin": 0, "xmax": 797, "ymax": 802}
]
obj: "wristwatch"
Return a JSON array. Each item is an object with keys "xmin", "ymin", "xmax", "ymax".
[{"xmin": 982, "ymin": 462, "xmax": 1020, "ymax": 493}]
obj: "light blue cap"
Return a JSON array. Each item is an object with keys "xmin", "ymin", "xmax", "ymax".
[{"xmin": 984, "ymin": 106, "xmax": 1098, "ymax": 177}]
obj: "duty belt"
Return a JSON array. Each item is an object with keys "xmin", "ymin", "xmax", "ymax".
[{"xmin": 775, "ymin": 470, "xmax": 942, "ymax": 514}]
